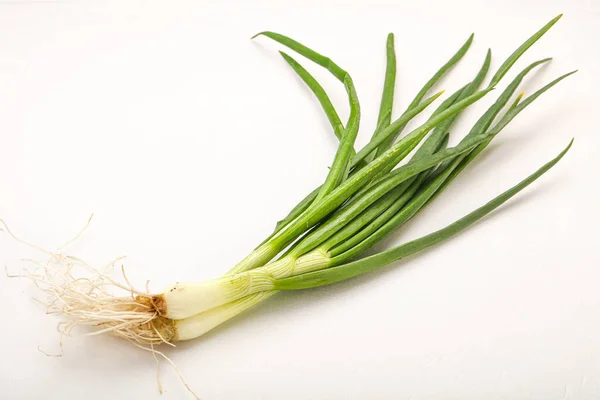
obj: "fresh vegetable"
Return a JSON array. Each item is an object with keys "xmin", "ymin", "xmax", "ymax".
[{"xmin": 7, "ymin": 15, "xmax": 574, "ymax": 351}]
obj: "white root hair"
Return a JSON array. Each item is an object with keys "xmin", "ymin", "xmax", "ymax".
[
  {"xmin": 2, "ymin": 216, "xmax": 202, "ymax": 398},
  {"xmin": 1, "ymin": 216, "xmax": 171, "ymax": 345}
]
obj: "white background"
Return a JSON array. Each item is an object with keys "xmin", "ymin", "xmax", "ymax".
[{"xmin": 0, "ymin": 0, "xmax": 598, "ymax": 399}]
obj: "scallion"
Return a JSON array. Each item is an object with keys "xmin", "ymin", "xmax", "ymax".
[{"xmin": 8, "ymin": 15, "xmax": 575, "ymax": 352}]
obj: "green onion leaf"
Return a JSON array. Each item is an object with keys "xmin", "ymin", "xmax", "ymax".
[
  {"xmin": 375, "ymin": 33, "xmax": 474, "ymax": 156},
  {"xmin": 274, "ymin": 139, "xmax": 573, "ymax": 290},
  {"xmin": 362, "ymin": 33, "xmax": 397, "ymax": 164},
  {"xmin": 350, "ymin": 90, "xmax": 445, "ymax": 168},
  {"xmin": 284, "ymin": 133, "xmax": 491, "ymax": 256},
  {"xmin": 253, "ymin": 31, "xmax": 362, "ymax": 201},
  {"xmin": 279, "ymin": 51, "xmax": 344, "ymax": 139},
  {"xmin": 376, "ymin": 33, "xmax": 397, "ymax": 131},
  {"xmin": 488, "ymin": 14, "xmax": 562, "ymax": 87}
]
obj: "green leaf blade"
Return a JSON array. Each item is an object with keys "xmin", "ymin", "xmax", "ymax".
[
  {"xmin": 274, "ymin": 139, "xmax": 574, "ymax": 290},
  {"xmin": 488, "ymin": 14, "xmax": 562, "ymax": 87},
  {"xmin": 375, "ymin": 33, "xmax": 474, "ymax": 156},
  {"xmin": 279, "ymin": 51, "xmax": 344, "ymax": 139}
]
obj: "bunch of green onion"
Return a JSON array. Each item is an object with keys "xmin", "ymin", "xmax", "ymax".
[{"xmin": 14, "ymin": 15, "xmax": 575, "ymax": 347}]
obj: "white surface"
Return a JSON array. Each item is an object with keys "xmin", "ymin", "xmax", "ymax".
[{"xmin": 0, "ymin": 1, "xmax": 599, "ymax": 399}]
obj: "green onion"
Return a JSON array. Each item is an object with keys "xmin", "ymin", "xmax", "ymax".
[
  {"xmin": 149, "ymin": 15, "xmax": 574, "ymax": 326},
  {"xmin": 13, "ymin": 15, "xmax": 574, "ymax": 350}
]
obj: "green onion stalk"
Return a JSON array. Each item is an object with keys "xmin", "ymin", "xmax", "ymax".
[{"xmin": 14, "ymin": 15, "xmax": 575, "ymax": 345}]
